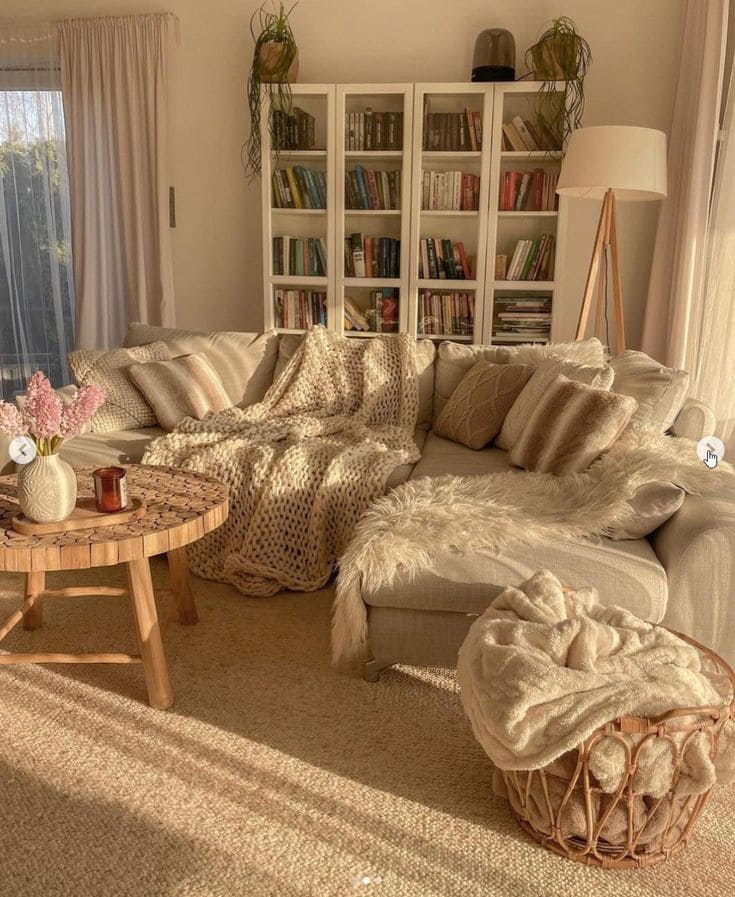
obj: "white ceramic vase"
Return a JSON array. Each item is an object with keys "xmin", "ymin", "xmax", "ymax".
[{"xmin": 17, "ymin": 453, "xmax": 77, "ymax": 523}]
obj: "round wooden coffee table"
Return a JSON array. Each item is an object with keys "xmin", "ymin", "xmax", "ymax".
[{"xmin": 0, "ymin": 465, "xmax": 228, "ymax": 709}]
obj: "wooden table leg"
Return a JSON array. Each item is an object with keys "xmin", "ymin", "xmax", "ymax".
[
  {"xmin": 126, "ymin": 557, "xmax": 174, "ymax": 710},
  {"xmin": 167, "ymin": 547, "xmax": 198, "ymax": 625},
  {"xmin": 23, "ymin": 572, "xmax": 45, "ymax": 631}
]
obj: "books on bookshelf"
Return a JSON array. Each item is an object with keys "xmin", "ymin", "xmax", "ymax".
[
  {"xmin": 422, "ymin": 106, "xmax": 482, "ymax": 151},
  {"xmin": 271, "ymin": 166, "xmax": 327, "ymax": 209},
  {"xmin": 344, "ymin": 233, "xmax": 400, "ymax": 278},
  {"xmin": 493, "ymin": 295, "xmax": 552, "ymax": 342},
  {"xmin": 499, "ymin": 169, "xmax": 558, "ymax": 211},
  {"xmin": 422, "ymin": 171, "xmax": 480, "ymax": 211},
  {"xmin": 418, "ymin": 238, "xmax": 472, "ymax": 280},
  {"xmin": 499, "ymin": 234, "xmax": 555, "ymax": 281},
  {"xmin": 272, "ymin": 236, "xmax": 327, "ymax": 277},
  {"xmin": 501, "ymin": 115, "xmax": 560, "ymax": 152},
  {"xmin": 418, "ymin": 290, "xmax": 475, "ymax": 336},
  {"xmin": 274, "ymin": 289, "xmax": 328, "ymax": 329},
  {"xmin": 345, "ymin": 109, "xmax": 403, "ymax": 150},
  {"xmin": 345, "ymin": 165, "xmax": 401, "ymax": 210},
  {"xmin": 344, "ymin": 290, "xmax": 399, "ymax": 333},
  {"xmin": 271, "ymin": 106, "xmax": 317, "ymax": 151}
]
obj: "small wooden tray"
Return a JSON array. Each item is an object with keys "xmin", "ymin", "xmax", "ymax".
[{"xmin": 11, "ymin": 497, "xmax": 147, "ymax": 536}]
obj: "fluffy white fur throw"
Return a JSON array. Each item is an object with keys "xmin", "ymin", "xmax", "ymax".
[
  {"xmin": 331, "ymin": 426, "xmax": 735, "ymax": 664},
  {"xmin": 456, "ymin": 570, "xmax": 727, "ymax": 772},
  {"xmin": 144, "ymin": 327, "xmax": 419, "ymax": 595}
]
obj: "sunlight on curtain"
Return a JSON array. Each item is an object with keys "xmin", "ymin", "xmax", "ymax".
[
  {"xmin": 696, "ymin": 58, "xmax": 735, "ymax": 452},
  {"xmin": 0, "ymin": 22, "xmax": 74, "ymax": 400}
]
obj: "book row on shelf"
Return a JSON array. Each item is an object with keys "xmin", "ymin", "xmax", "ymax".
[
  {"xmin": 500, "ymin": 169, "xmax": 559, "ymax": 212},
  {"xmin": 274, "ymin": 290, "xmax": 328, "ymax": 329},
  {"xmin": 344, "ymin": 234, "xmax": 401, "ymax": 278},
  {"xmin": 344, "ymin": 291, "xmax": 399, "ymax": 334},
  {"xmin": 422, "ymin": 170, "xmax": 480, "ymax": 211},
  {"xmin": 493, "ymin": 296, "xmax": 552, "ymax": 341},
  {"xmin": 497, "ymin": 234, "xmax": 555, "ymax": 282},
  {"xmin": 345, "ymin": 166, "xmax": 401, "ymax": 210},
  {"xmin": 422, "ymin": 107, "xmax": 483, "ymax": 151},
  {"xmin": 345, "ymin": 110, "xmax": 403, "ymax": 151},
  {"xmin": 418, "ymin": 238, "xmax": 472, "ymax": 280},
  {"xmin": 418, "ymin": 290, "xmax": 475, "ymax": 337},
  {"xmin": 501, "ymin": 115, "xmax": 560, "ymax": 152},
  {"xmin": 272, "ymin": 166, "xmax": 327, "ymax": 209},
  {"xmin": 272, "ymin": 236, "xmax": 328, "ymax": 277},
  {"xmin": 271, "ymin": 107, "xmax": 317, "ymax": 151}
]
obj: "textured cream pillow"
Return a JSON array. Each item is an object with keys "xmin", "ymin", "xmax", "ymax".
[
  {"xmin": 509, "ymin": 375, "xmax": 637, "ymax": 475},
  {"xmin": 129, "ymin": 353, "xmax": 232, "ymax": 431},
  {"xmin": 496, "ymin": 358, "xmax": 615, "ymax": 451},
  {"xmin": 68, "ymin": 342, "xmax": 171, "ymax": 432},
  {"xmin": 124, "ymin": 323, "xmax": 279, "ymax": 408},
  {"xmin": 434, "ymin": 362, "xmax": 533, "ymax": 450},
  {"xmin": 607, "ymin": 482, "xmax": 685, "ymax": 540},
  {"xmin": 609, "ymin": 350, "xmax": 689, "ymax": 433}
]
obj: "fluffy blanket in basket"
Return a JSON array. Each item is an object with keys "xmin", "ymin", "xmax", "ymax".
[
  {"xmin": 457, "ymin": 571, "xmax": 735, "ymax": 796},
  {"xmin": 144, "ymin": 327, "xmax": 419, "ymax": 596}
]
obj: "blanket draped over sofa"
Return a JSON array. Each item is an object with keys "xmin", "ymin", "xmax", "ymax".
[
  {"xmin": 144, "ymin": 327, "xmax": 419, "ymax": 596},
  {"xmin": 331, "ymin": 428, "xmax": 734, "ymax": 664}
]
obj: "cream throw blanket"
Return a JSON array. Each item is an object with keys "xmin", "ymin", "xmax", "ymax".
[
  {"xmin": 332, "ymin": 427, "xmax": 735, "ymax": 663},
  {"xmin": 144, "ymin": 327, "xmax": 419, "ymax": 595}
]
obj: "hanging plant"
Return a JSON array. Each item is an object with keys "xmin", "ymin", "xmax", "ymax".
[
  {"xmin": 526, "ymin": 17, "xmax": 591, "ymax": 150},
  {"xmin": 242, "ymin": 1, "xmax": 299, "ymax": 180}
]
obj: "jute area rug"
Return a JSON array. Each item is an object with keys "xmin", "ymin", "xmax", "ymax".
[{"xmin": 0, "ymin": 560, "xmax": 732, "ymax": 897}]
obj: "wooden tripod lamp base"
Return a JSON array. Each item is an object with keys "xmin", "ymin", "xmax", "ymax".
[{"xmin": 575, "ymin": 188, "xmax": 626, "ymax": 353}]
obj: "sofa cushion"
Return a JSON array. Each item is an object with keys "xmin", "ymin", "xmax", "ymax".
[
  {"xmin": 509, "ymin": 375, "xmax": 637, "ymax": 474},
  {"xmin": 496, "ymin": 358, "xmax": 615, "ymax": 451},
  {"xmin": 432, "ymin": 337, "xmax": 607, "ymax": 424},
  {"xmin": 607, "ymin": 482, "xmax": 685, "ymax": 540},
  {"xmin": 129, "ymin": 354, "xmax": 231, "ymax": 431},
  {"xmin": 385, "ymin": 429, "xmax": 427, "ymax": 490},
  {"xmin": 434, "ymin": 362, "xmax": 533, "ymax": 449},
  {"xmin": 68, "ymin": 343, "xmax": 171, "ymax": 432},
  {"xmin": 58, "ymin": 427, "xmax": 164, "ymax": 468},
  {"xmin": 123, "ymin": 323, "xmax": 279, "ymax": 408},
  {"xmin": 670, "ymin": 398, "xmax": 717, "ymax": 441},
  {"xmin": 609, "ymin": 350, "xmax": 690, "ymax": 433},
  {"xmin": 410, "ymin": 432, "xmax": 519, "ymax": 480}
]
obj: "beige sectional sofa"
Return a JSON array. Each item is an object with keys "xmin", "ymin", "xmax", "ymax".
[{"xmin": 2, "ymin": 325, "xmax": 733, "ymax": 672}]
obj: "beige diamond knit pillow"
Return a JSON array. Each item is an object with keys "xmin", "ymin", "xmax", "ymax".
[
  {"xmin": 434, "ymin": 362, "xmax": 533, "ymax": 450},
  {"xmin": 496, "ymin": 358, "xmax": 615, "ymax": 451},
  {"xmin": 68, "ymin": 342, "xmax": 171, "ymax": 432}
]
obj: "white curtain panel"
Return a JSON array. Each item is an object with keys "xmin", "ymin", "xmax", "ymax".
[
  {"xmin": 57, "ymin": 14, "xmax": 175, "ymax": 349},
  {"xmin": 641, "ymin": 0, "xmax": 728, "ymax": 374},
  {"xmin": 0, "ymin": 21, "xmax": 75, "ymax": 399}
]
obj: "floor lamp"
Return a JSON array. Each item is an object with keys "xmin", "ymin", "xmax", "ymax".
[{"xmin": 556, "ymin": 126, "xmax": 667, "ymax": 354}]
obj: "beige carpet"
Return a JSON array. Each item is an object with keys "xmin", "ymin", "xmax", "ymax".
[{"xmin": 0, "ymin": 560, "xmax": 733, "ymax": 897}]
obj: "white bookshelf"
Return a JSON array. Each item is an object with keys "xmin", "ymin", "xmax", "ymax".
[{"xmin": 261, "ymin": 81, "xmax": 567, "ymax": 346}]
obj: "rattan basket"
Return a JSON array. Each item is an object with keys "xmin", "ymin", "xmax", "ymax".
[{"xmin": 500, "ymin": 630, "xmax": 735, "ymax": 869}]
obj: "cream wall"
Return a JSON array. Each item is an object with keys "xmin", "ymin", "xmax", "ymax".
[{"xmin": 5, "ymin": 0, "xmax": 686, "ymax": 346}]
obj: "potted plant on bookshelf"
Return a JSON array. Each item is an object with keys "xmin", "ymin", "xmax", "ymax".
[
  {"xmin": 0, "ymin": 373, "xmax": 105, "ymax": 523},
  {"xmin": 526, "ymin": 17, "xmax": 591, "ymax": 149},
  {"xmin": 243, "ymin": 1, "xmax": 299, "ymax": 179}
]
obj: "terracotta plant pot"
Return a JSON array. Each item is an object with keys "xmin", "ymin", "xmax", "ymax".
[
  {"xmin": 17, "ymin": 453, "xmax": 77, "ymax": 523},
  {"xmin": 257, "ymin": 41, "xmax": 299, "ymax": 83}
]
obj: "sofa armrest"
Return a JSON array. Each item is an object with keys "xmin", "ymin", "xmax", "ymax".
[
  {"xmin": 651, "ymin": 486, "xmax": 735, "ymax": 665},
  {"xmin": 670, "ymin": 397, "xmax": 716, "ymax": 441}
]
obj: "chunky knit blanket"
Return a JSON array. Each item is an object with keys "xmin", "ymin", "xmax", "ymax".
[
  {"xmin": 144, "ymin": 327, "xmax": 419, "ymax": 596},
  {"xmin": 332, "ymin": 427, "xmax": 735, "ymax": 664}
]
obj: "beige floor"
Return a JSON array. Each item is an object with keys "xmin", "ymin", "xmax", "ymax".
[{"xmin": 0, "ymin": 559, "xmax": 733, "ymax": 897}]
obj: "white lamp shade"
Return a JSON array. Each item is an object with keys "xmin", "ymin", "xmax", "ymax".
[{"xmin": 556, "ymin": 126, "xmax": 667, "ymax": 201}]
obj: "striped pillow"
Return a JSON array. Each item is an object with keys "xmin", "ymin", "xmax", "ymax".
[
  {"xmin": 509, "ymin": 375, "xmax": 637, "ymax": 474},
  {"xmin": 128, "ymin": 353, "xmax": 231, "ymax": 431}
]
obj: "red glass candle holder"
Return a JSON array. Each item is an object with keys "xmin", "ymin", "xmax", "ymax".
[{"xmin": 93, "ymin": 466, "xmax": 128, "ymax": 513}]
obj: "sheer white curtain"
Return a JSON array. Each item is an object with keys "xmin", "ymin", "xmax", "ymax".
[
  {"xmin": 0, "ymin": 21, "xmax": 75, "ymax": 399},
  {"xmin": 57, "ymin": 14, "xmax": 175, "ymax": 349}
]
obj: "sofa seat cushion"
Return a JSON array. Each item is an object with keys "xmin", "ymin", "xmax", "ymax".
[
  {"xmin": 59, "ymin": 427, "xmax": 164, "ymax": 468},
  {"xmin": 363, "ymin": 536, "xmax": 667, "ymax": 624},
  {"xmin": 410, "ymin": 432, "xmax": 518, "ymax": 479},
  {"xmin": 385, "ymin": 429, "xmax": 427, "ymax": 490}
]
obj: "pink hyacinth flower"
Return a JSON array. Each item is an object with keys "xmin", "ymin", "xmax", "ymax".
[
  {"xmin": 23, "ymin": 372, "xmax": 63, "ymax": 440},
  {"xmin": 60, "ymin": 384, "xmax": 106, "ymax": 438},
  {"xmin": 0, "ymin": 401, "xmax": 26, "ymax": 439}
]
